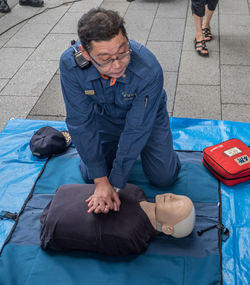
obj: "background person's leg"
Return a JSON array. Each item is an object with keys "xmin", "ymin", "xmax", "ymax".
[
  {"xmin": 191, "ymin": 0, "xmax": 209, "ymax": 56},
  {"xmin": 141, "ymin": 106, "xmax": 181, "ymax": 188},
  {"xmin": 202, "ymin": 0, "xmax": 219, "ymax": 41},
  {"xmin": 191, "ymin": 0, "xmax": 206, "ymax": 19},
  {"xmin": 206, "ymin": 0, "xmax": 219, "ymax": 13}
]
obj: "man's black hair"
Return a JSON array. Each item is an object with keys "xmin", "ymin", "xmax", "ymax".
[{"xmin": 77, "ymin": 8, "xmax": 127, "ymax": 51}]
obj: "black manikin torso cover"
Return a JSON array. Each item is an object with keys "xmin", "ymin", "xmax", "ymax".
[{"xmin": 40, "ymin": 184, "xmax": 156, "ymax": 256}]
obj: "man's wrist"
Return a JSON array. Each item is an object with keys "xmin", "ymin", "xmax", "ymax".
[{"xmin": 94, "ymin": 176, "xmax": 109, "ymax": 185}]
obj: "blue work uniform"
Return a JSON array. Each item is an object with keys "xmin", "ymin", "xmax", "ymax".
[{"xmin": 60, "ymin": 40, "xmax": 180, "ymax": 189}]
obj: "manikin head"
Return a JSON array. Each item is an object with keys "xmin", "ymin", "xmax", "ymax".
[{"xmin": 155, "ymin": 193, "xmax": 195, "ymax": 238}]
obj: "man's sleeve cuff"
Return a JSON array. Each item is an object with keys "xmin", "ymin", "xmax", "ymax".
[
  {"xmin": 87, "ymin": 161, "xmax": 108, "ymax": 180},
  {"xmin": 109, "ymin": 171, "xmax": 128, "ymax": 189}
]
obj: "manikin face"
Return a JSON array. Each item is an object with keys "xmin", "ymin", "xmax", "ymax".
[
  {"xmin": 82, "ymin": 30, "xmax": 131, "ymax": 78},
  {"xmin": 155, "ymin": 193, "xmax": 194, "ymax": 236}
]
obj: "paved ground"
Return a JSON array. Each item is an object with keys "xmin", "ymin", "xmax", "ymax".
[{"xmin": 0, "ymin": 0, "xmax": 249, "ymax": 131}]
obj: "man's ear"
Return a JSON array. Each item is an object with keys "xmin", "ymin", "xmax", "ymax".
[
  {"xmin": 79, "ymin": 46, "xmax": 90, "ymax": 61},
  {"xmin": 162, "ymin": 225, "xmax": 174, "ymax": 235}
]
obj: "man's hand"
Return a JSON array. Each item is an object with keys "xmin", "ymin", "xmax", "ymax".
[{"xmin": 85, "ymin": 176, "xmax": 121, "ymax": 214}]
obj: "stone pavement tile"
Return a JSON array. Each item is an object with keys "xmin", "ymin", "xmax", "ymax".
[
  {"xmin": 163, "ymin": 71, "xmax": 177, "ymax": 113},
  {"xmin": 173, "ymin": 85, "xmax": 221, "ymax": 120},
  {"xmin": 0, "ymin": 4, "xmax": 42, "ymax": 34},
  {"xmin": 219, "ymin": 0, "xmax": 249, "ymax": 15},
  {"xmin": 5, "ymin": 23, "xmax": 53, "ymax": 48},
  {"xmin": 27, "ymin": 115, "xmax": 65, "ymax": 121},
  {"xmin": 8, "ymin": 0, "xmax": 17, "ymax": 5},
  {"xmin": 28, "ymin": 5, "xmax": 68, "ymax": 24},
  {"xmin": 29, "ymin": 33, "xmax": 77, "ymax": 61},
  {"xmin": 0, "ymin": 23, "xmax": 26, "ymax": 48},
  {"xmin": 178, "ymin": 51, "xmax": 220, "ymax": 85},
  {"xmin": 30, "ymin": 74, "xmax": 66, "ymax": 116},
  {"xmin": 156, "ymin": 0, "xmax": 188, "ymax": 19},
  {"xmin": 69, "ymin": 0, "xmax": 102, "ymax": 12},
  {"xmin": 128, "ymin": 0, "xmax": 158, "ymax": 11},
  {"xmin": 221, "ymin": 65, "xmax": 250, "ymax": 104},
  {"xmin": 100, "ymin": 1, "xmax": 129, "ymax": 16},
  {"xmin": 149, "ymin": 18, "xmax": 185, "ymax": 42},
  {"xmin": 222, "ymin": 104, "xmax": 250, "ymax": 123},
  {"xmin": 146, "ymin": 41, "xmax": 182, "ymax": 72},
  {"xmin": 4, "ymin": 4, "xmax": 70, "ymax": 47},
  {"xmin": 45, "ymin": 0, "xmax": 74, "ymax": 7},
  {"xmin": 220, "ymin": 14, "xmax": 250, "ymax": 65},
  {"xmin": 124, "ymin": 9, "xmax": 156, "ymax": 45},
  {"xmin": 0, "ymin": 60, "xmax": 58, "ymax": 97},
  {"xmin": 0, "ymin": 96, "xmax": 37, "ymax": 131},
  {"xmin": 0, "ymin": 79, "xmax": 8, "ymax": 91},
  {"xmin": 0, "ymin": 47, "xmax": 34, "ymax": 78},
  {"xmin": 51, "ymin": 12, "xmax": 82, "ymax": 34},
  {"xmin": 183, "ymin": 7, "xmax": 219, "ymax": 51}
]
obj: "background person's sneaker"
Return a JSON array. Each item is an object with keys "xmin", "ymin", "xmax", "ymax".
[
  {"xmin": 19, "ymin": 0, "xmax": 44, "ymax": 7},
  {"xmin": 0, "ymin": 0, "xmax": 10, "ymax": 13}
]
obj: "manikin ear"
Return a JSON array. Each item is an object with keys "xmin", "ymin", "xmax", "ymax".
[
  {"xmin": 161, "ymin": 225, "xmax": 174, "ymax": 235},
  {"xmin": 79, "ymin": 45, "xmax": 91, "ymax": 61}
]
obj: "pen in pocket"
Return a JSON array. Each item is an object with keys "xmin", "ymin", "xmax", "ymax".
[{"xmin": 144, "ymin": 96, "xmax": 148, "ymax": 108}]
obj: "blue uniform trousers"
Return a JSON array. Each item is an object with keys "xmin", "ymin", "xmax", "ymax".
[{"xmin": 79, "ymin": 103, "xmax": 180, "ymax": 188}]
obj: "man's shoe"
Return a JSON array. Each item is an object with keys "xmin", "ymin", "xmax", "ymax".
[
  {"xmin": 19, "ymin": 0, "xmax": 44, "ymax": 7},
  {"xmin": 0, "ymin": 0, "xmax": 10, "ymax": 13}
]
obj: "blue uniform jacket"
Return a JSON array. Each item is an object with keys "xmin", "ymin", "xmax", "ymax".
[{"xmin": 60, "ymin": 40, "xmax": 167, "ymax": 189}]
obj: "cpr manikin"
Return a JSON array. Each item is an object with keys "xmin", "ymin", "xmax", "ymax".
[
  {"xmin": 40, "ymin": 184, "xmax": 196, "ymax": 256},
  {"xmin": 140, "ymin": 193, "xmax": 195, "ymax": 238}
]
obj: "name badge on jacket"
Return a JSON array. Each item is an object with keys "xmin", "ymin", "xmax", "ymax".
[{"xmin": 84, "ymin": 90, "xmax": 95, "ymax": 95}]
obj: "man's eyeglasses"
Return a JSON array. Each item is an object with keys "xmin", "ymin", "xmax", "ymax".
[{"xmin": 87, "ymin": 45, "xmax": 132, "ymax": 68}]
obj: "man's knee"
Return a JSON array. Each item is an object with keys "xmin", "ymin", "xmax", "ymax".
[{"xmin": 148, "ymin": 160, "xmax": 181, "ymax": 188}]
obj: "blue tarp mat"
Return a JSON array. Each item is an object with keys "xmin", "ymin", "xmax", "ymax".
[
  {"xmin": 1, "ymin": 149, "xmax": 221, "ymax": 285},
  {"xmin": 0, "ymin": 117, "xmax": 249, "ymax": 284}
]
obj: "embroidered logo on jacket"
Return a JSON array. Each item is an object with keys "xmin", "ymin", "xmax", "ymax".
[{"xmin": 121, "ymin": 91, "xmax": 137, "ymax": 101}]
